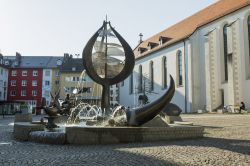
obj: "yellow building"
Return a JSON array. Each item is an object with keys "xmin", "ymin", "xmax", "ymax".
[
  {"xmin": 51, "ymin": 68, "xmax": 61, "ymax": 96},
  {"xmin": 59, "ymin": 54, "xmax": 102, "ymax": 105}
]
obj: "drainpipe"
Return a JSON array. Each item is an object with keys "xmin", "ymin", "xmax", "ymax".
[{"xmin": 183, "ymin": 40, "xmax": 187, "ymax": 113}]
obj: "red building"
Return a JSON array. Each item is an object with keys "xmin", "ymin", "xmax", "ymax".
[{"xmin": 7, "ymin": 68, "xmax": 43, "ymax": 114}]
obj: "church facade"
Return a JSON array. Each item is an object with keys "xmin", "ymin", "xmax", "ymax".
[{"xmin": 119, "ymin": 0, "xmax": 250, "ymax": 113}]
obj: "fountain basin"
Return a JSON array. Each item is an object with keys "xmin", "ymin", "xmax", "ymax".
[
  {"xmin": 14, "ymin": 122, "xmax": 44, "ymax": 141},
  {"xmin": 13, "ymin": 122, "xmax": 204, "ymax": 145},
  {"xmin": 29, "ymin": 131, "xmax": 66, "ymax": 144},
  {"xmin": 66, "ymin": 125, "xmax": 204, "ymax": 145}
]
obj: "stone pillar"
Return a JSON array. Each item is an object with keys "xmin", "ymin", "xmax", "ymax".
[
  {"xmin": 227, "ymin": 20, "xmax": 243, "ymax": 107},
  {"xmin": 205, "ymin": 29, "xmax": 220, "ymax": 111}
]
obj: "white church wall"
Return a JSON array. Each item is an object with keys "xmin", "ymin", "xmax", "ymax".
[
  {"xmin": 120, "ymin": 4, "xmax": 250, "ymax": 112},
  {"xmin": 119, "ymin": 42, "xmax": 187, "ymax": 112}
]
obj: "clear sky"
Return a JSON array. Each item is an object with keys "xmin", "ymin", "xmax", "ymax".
[{"xmin": 0, "ymin": 0, "xmax": 217, "ymax": 56}]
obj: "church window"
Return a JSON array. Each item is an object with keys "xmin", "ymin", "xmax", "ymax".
[
  {"xmin": 138, "ymin": 65, "xmax": 143, "ymax": 93},
  {"xmin": 162, "ymin": 56, "xmax": 167, "ymax": 89},
  {"xmin": 129, "ymin": 73, "xmax": 133, "ymax": 94},
  {"xmin": 149, "ymin": 61, "xmax": 154, "ymax": 91},
  {"xmin": 223, "ymin": 24, "xmax": 228, "ymax": 81},
  {"xmin": 177, "ymin": 51, "xmax": 183, "ymax": 86}
]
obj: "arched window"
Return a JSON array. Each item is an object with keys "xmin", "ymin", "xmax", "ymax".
[
  {"xmin": 177, "ymin": 51, "xmax": 183, "ymax": 86},
  {"xmin": 129, "ymin": 73, "xmax": 133, "ymax": 94},
  {"xmin": 223, "ymin": 24, "xmax": 228, "ymax": 81},
  {"xmin": 138, "ymin": 65, "xmax": 143, "ymax": 93},
  {"xmin": 162, "ymin": 56, "xmax": 167, "ymax": 89},
  {"xmin": 248, "ymin": 16, "xmax": 250, "ymax": 57},
  {"xmin": 149, "ymin": 61, "xmax": 154, "ymax": 91}
]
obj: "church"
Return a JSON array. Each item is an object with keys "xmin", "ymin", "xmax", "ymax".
[{"xmin": 119, "ymin": 0, "xmax": 250, "ymax": 113}]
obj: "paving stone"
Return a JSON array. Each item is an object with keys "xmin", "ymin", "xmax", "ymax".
[{"xmin": 0, "ymin": 114, "xmax": 250, "ymax": 165}]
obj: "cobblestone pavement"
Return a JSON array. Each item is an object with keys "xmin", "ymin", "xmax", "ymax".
[{"xmin": 0, "ymin": 114, "xmax": 250, "ymax": 166}]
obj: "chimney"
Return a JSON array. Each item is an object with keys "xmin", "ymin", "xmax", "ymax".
[
  {"xmin": 64, "ymin": 53, "xmax": 70, "ymax": 62},
  {"xmin": 15, "ymin": 52, "xmax": 22, "ymax": 66},
  {"xmin": 139, "ymin": 33, "xmax": 143, "ymax": 44}
]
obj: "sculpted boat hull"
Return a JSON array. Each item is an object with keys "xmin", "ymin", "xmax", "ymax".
[{"xmin": 126, "ymin": 75, "xmax": 175, "ymax": 126}]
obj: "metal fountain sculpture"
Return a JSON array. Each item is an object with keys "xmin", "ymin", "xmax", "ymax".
[
  {"xmin": 41, "ymin": 19, "xmax": 175, "ymax": 128},
  {"xmin": 41, "ymin": 90, "xmax": 72, "ymax": 129},
  {"xmin": 82, "ymin": 19, "xmax": 175, "ymax": 126}
]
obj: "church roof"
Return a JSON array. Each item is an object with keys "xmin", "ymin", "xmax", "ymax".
[{"xmin": 134, "ymin": 0, "xmax": 250, "ymax": 59}]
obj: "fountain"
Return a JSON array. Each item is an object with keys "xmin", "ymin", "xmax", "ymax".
[{"xmin": 13, "ymin": 19, "xmax": 204, "ymax": 144}]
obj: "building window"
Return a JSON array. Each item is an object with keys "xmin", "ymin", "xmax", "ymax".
[
  {"xmin": 177, "ymin": 50, "xmax": 183, "ymax": 86},
  {"xmin": 11, "ymin": 80, "xmax": 16, "ymax": 86},
  {"xmin": 45, "ymin": 81, "xmax": 50, "ymax": 86},
  {"xmin": 149, "ymin": 61, "xmax": 154, "ymax": 91},
  {"xmin": 22, "ymin": 80, "xmax": 27, "ymax": 86},
  {"xmin": 33, "ymin": 70, "xmax": 38, "ymax": 76},
  {"xmin": 138, "ymin": 65, "xmax": 143, "ymax": 93},
  {"xmin": 55, "ymin": 80, "xmax": 60, "ymax": 85},
  {"xmin": 223, "ymin": 24, "xmax": 228, "ymax": 81},
  {"xmin": 22, "ymin": 70, "xmax": 27, "ymax": 76},
  {"xmin": 162, "ymin": 56, "xmax": 167, "ymax": 89},
  {"xmin": 44, "ymin": 91, "xmax": 50, "ymax": 97},
  {"xmin": 0, "ymin": 69, "xmax": 3, "ymax": 75},
  {"xmin": 73, "ymin": 77, "xmax": 76, "ymax": 82},
  {"xmin": 120, "ymin": 81, "xmax": 124, "ymax": 87},
  {"xmin": 65, "ymin": 77, "xmax": 71, "ymax": 82},
  {"xmin": 55, "ymin": 71, "xmax": 60, "ymax": 77},
  {"xmin": 21, "ymin": 90, "xmax": 26, "ymax": 96},
  {"xmin": 45, "ymin": 70, "xmax": 50, "ymax": 76},
  {"xmin": 32, "ymin": 90, "xmax": 37, "ymax": 96},
  {"xmin": 77, "ymin": 77, "xmax": 79, "ymax": 81},
  {"xmin": 11, "ymin": 90, "xmax": 16, "ymax": 96},
  {"xmin": 72, "ymin": 67, "xmax": 76, "ymax": 71},
  {"xmin": 12, "ymin": 70, "xmax": 17, "ymax": 76},
  {"xmin": 32, "ymin": 80, "xmax": 37, "ymax": 86},
  {"xmin": 129, "ymin": 74, "xmax": 133, "ymax": 94}
]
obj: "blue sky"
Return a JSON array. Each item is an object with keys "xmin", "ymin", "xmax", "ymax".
[{"xmin": 0, "ymin": 0, "xmax": 217, "ymax": 56}]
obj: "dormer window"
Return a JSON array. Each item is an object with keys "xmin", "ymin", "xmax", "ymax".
[
  {"xmin": 147, "ymin": 42, "xmax": 158, "ymax": 50},
  {"xmin": 159, "ymin": 36, "xmax": 171, "ymax": 45},
  {"xmin": 72, "ymin": 67, "xmax": 76, "ymax": 71},
  {"xmin": 138, "ymin": 47, "xmax": 147, "ymax": 54},
  {"xmin": 4, "ymin": 61, "xmax": 9, "ymax": 65},
  {"xmin": 57, "ymin": 59, "xmax": 62, "ymax": 66}
]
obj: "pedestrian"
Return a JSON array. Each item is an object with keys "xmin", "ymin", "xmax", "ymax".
[{"xmin": 239, "ymin": 102, "xmax": 245, "ymax": 114}]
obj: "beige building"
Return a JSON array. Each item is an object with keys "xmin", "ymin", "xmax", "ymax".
[{"xmin": 59, "ymin": 54, "xmax": 102, "ymax": 105}]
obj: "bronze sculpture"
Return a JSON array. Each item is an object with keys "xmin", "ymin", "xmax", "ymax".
[
  {"xmin": 82, "ymin": 20, "xmax": 135, "ymax": 113},
  {"xmin": 82, "ymin": 20, "xmax": 175, "ymax": 126}
]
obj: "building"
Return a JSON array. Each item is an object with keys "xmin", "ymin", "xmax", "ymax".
[
  {"xmin": 42, "ymin": 57, "xmax": 63, "ymax": 106},
  {"xmin": 0, "ymin": 54, "xmax": 8, "ymax": 101},
  {"xmin": 59, "ymin": 54, "xmax": 102, "ymax": 105},
  {"xmin": 119, "ymin": 0, "xmax": 250, "ymax": 113},
  {"xmin": 5, "ymin": 53, "xmax": 63, "ymax": 114}
]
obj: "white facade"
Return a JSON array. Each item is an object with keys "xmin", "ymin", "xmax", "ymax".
[
  {"xmin": 42, "ymin": 69, "xmax": 52, "ymax": 105},
  {"xmin": 120, "ymin": 5, "xmax": 250, "ymax": 112},
  {"xmin": 0, "ymin": 66, "xmax": 8, "ymax": 101}
]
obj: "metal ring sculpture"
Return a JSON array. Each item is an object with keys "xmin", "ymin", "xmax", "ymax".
[{"xmin": 82, "ymin": 21, "xmax": 135, "ymax": 112}]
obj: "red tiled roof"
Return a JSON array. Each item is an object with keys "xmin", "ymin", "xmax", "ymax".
[{"xmin": 134, "ymin": 0, "xmax": 250, "ymax": 59}]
